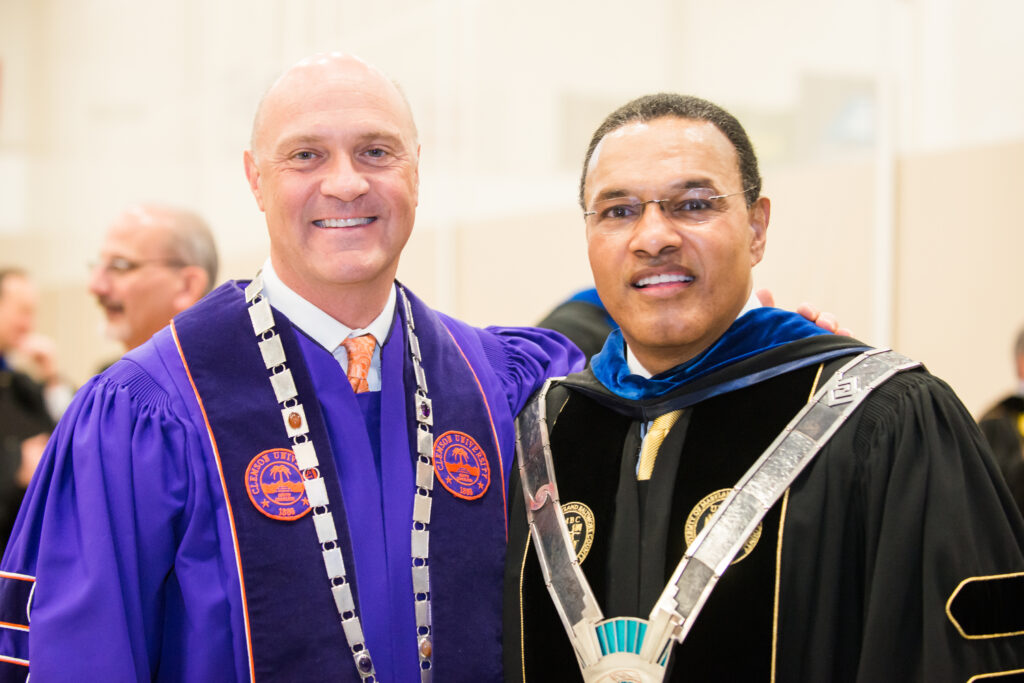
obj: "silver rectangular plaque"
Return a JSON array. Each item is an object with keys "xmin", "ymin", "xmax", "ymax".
[
  {"xmin": 414, "ymin": 362, "xmax": 428, "ymax": 394},
  {"xmin": 332, "ymin": 583, "xmax": 355, "ymax": 615},
  {"xmin": 409, "ymin": 333, "xmax": 422, "ymax": 360},
  {"xmin": 244, "ymin": 275, "xmax": 263, "ymax": 303},
  {"xmin": 313, "ymin": 512, "xmax": 338, "ymax": 544},
  {"xmin": 342, "ymin": 617, "xmax": 365, "ymax": 646},
  {"xmin": 270, "ymin": 369, "xmax": 298, "ymax": 403},
  {"xmin": 417, "ymin": 427, "xmax": 432, "ymax": 457},
  {"xmin": 412, "ymin": 566, "xmax": 430, "ymax": 593},
  {"xmin": 411, "ymin": 529, "xmax": 429, "ymax": 558},
  {"xmin": 248, "ymin": 298, "xmax": 274, "ymax": 336},
  {"xmin": 323, "ymin": 547, "xmax": 346, "ymax": 579},
  {"xmin": 258, "ymin": 334, "xmax": 286, "ymax": 369},
  {"xmin": 413, "ymin": 494, "xmax": 432, "ymax": 523},
  {"xmin": 416, "ymin": 461, "xmax": 434, "ymax": 490},
  {"xmin": 415, "ymin": 599, "xmax": 431, "ymax": 626},
  {"xmin": 293, "ymin": 440, "xmax": 318, "ymax": 470},
  {"xmin": 304, "ymin": 477, "xmax": 329, "ymax": 508}
]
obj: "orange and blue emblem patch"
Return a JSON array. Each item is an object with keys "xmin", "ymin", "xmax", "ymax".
[
  {"xmin": 245, "ymin": 449, "xmax": 312, "ymax": 521},
  {"xmin": 432, "ymin": 430, "xmax": 491, "ymax": 501}
]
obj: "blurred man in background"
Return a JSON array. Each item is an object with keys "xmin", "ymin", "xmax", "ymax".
[
  {"xmin": 88, "ymin": 203, "xmax": 219, "ymax": 351},
  {"xmin": 978, "ymin": 325, "xmax": 1024, "ymax": 512}
]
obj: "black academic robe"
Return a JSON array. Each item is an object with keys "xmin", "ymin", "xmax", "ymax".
[
  {"xmin": 536, "ymin": 300, "xmax": 614, "ymax": 361},
  {"xmin": 0, "ymin": 363, "xmax": 54, "ymax": 550},
  {"xmin": 506, "ymin": 336, "xmax": 1024, "ymax": 682},
  {"xmin": 979, "ymin": 395, "xmax": 1024, "ymax": 514}
]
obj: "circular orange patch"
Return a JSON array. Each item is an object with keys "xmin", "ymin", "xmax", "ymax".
[
  {"xmin": 245, "ymin": 449, "xmax": 312, "ymax": 521},
  {"xmin": 432, "ymin": 431, "xmax": 491, "ymax": 501}
]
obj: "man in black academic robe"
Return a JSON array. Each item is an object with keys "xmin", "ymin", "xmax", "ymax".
[{"xmin": 505, "ymin": 93, "xmax": 1024, "ymax": 682}]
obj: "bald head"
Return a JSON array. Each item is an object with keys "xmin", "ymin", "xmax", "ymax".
[
  {"xmin": 242, "ymin": 52, "xmax": 421, "ymax": 327},
  {"xmin": 249, "ymin": 53, "xmax": 418, "ymax": 161}
]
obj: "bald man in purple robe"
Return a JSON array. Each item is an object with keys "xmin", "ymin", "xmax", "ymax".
[{"xmin": 0, "ymin": 54, "xmax": 583, "ymax": 682}]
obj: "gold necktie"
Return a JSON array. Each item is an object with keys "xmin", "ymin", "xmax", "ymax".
[
  {"xmin": 341, "ymin": 334, "xmax": 377, "ymax": 394},
  {"xmin": 636, "ymin": 409, "xmax": 683, "ymax": 481}
]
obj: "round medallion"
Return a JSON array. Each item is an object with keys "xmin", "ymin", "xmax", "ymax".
[
  {"xmin": 561, "ymin": 501, "xmax": 596, "ymax": 564},
  {"xmin": 432, "ymin": 431, "xmax": 491, "ymax": 500},
  {"xmin": 244, "ymin": 449, "xmax": 311, "ymax": 521},
  {"xmin": 684, "ymin": 488, "xmax": 762, "ymax": 564}
]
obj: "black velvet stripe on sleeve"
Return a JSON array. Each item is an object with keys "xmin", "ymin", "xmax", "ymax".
[{"xmin": 947, "ymin": 573, "xmax": 1024, "ymax": 637}]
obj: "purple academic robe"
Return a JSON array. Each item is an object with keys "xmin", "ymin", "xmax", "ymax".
[{"xmin": 0, "ymin": 281, "xmax": 582, "ymax": 682}]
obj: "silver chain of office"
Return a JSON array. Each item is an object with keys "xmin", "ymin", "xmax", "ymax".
[{"xmin": 245, "ymin": 273, "xmax": 436, "ymax": 682}]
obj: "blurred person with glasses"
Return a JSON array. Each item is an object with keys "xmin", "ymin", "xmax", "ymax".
[{"xmin": 88, "ymin": 203, "xmax": 219, "ymax": 351}]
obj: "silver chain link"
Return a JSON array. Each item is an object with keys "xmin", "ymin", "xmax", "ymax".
[{"xmin": 245, "ymin": 275, "xmax": 434, "ymax": 682}]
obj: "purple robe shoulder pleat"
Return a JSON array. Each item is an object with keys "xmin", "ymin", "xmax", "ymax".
[
  {"xmin": 0, "ymin": 279, "xmax": 582, "ymax": 683},
  {"xmin": 0, "ymin": 330, "xmax": 248, "ymax": 682}
]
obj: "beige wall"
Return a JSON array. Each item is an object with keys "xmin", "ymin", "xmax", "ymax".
[
  {"xmin": 402, "ymin": 141, "xmax": 1024, "ymax": 417},
  {"xmin": 2, "ymin": 0, "xmax": 1023, "ymax": 418},
  {"xmin": 757, "ymin": 141, "xmax": 1024, "ymax": 416},
  {"xmin": 896, "ymin": 141, "xmax": 1024, "ymax": 415}
]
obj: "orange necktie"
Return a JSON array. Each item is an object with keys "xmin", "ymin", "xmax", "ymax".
[{"xmin": 341, "ymin": 334, "xmax": 377, "ymax": 394}]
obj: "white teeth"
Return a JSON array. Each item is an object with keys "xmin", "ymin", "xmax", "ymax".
[
  {"xmin": 316, "ymin": 218, "xmax": 374, "ymax": 228},
  {"xmin": 635, "ymin": 273, "xmax": 694, "ymax": 288}
]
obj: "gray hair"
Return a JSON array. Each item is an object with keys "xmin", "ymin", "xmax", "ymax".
[
  {"xmin": 131, "ymin": 205, "xmax": 218, "ymax": 294},
  {"xmin": 162, "ymin": 208, "xmax": 218, "ymax": 294}
]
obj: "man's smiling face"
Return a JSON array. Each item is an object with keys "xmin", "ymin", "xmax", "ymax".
[
  {"xmin": 244, "ymin": 55, "xmax": 420, "ymax": 308},
  {"xmin": 583, "ymin": 116, "xmax": 769, "ymax": 375}
]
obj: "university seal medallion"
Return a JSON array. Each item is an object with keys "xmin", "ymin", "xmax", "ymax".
[{"xmin": 245, "ymin": 448, "xmax": 312, "ymax": 521}]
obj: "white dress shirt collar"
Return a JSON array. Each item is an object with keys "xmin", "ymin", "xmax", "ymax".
[
  {"xmin": 626, "ymin": 289, "xmax": 763, "ymax": 379},
  {"xmin": 259, "ymin": 259, "xmax": 396, "ymax": 390}
]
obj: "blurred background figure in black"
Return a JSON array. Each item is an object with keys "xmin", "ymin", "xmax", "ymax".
[
  {"xmin": 0, "ymin": 268, "xmax": 72, "ymax": 552},
  {"xmin": 978, "ymin": 325, "xmax": 1024, "ymax": 513},
  {"xmin": 536, "ymin": 287, "xmax": 616, "ymax": 361}
]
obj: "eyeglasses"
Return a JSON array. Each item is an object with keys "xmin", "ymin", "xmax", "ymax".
[
  {"xmin": 89, "ymin": 256, "xmax": 187, "ymax": 276},
  {"xmin": 583, "ymin": 186, "xmax": 755, "ymax": 228}
]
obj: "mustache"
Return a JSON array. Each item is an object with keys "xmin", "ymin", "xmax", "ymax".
[{"xmin": 95, "ymin": 295, "xmax": 124, "ymax": 311}]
